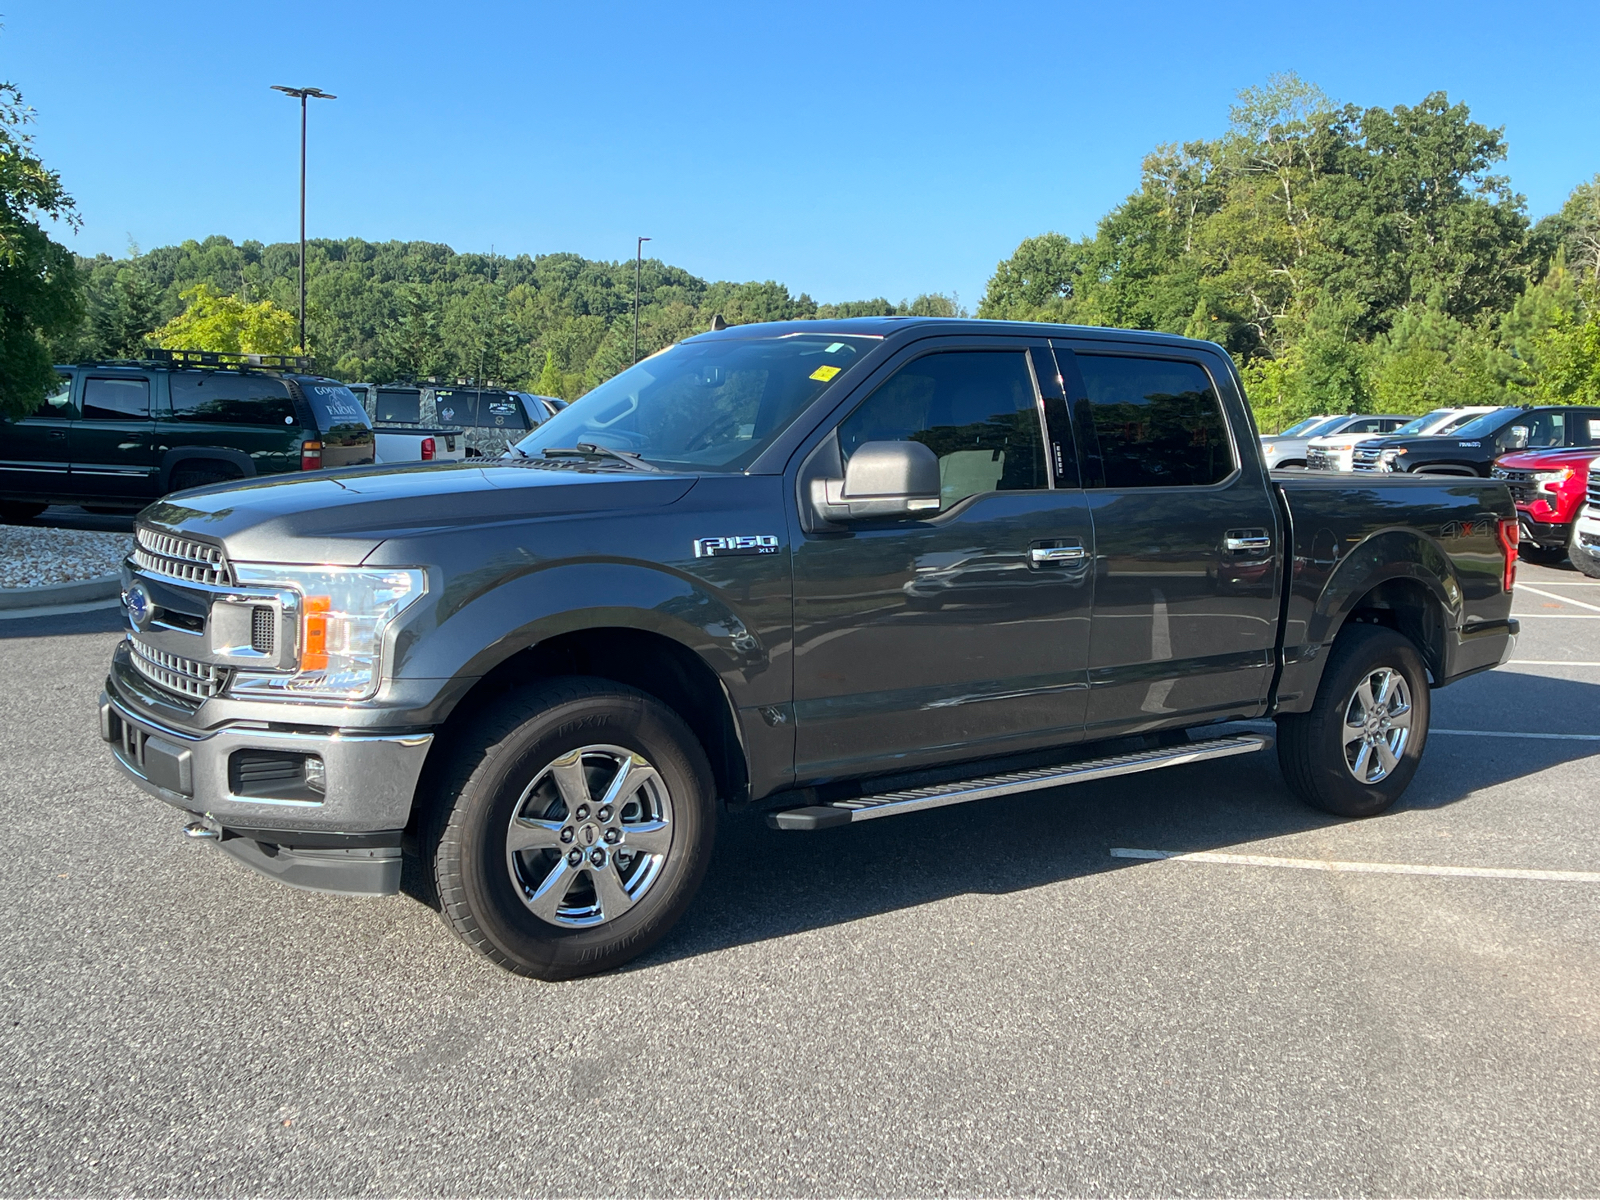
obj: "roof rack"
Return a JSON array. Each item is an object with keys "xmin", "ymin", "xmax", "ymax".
[{"xmin": 144, "ymin": 348, "xmax": 314, "ymax": 372}]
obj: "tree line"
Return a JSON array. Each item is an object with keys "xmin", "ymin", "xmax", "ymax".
[
  {"xmin": 979, "ymin": 74, "xmax": 1600, "ymax": 430},
  {"xmin": 5, "ymin": 72, "xmax": 1598, "ymax": 426}
]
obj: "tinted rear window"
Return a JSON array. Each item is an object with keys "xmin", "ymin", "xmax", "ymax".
[
  {"xmin": 301, "ymin": 383, "xmax": 373, "ymax": 433},
  {"xmin": 1075, "ymin": 355, "xmax": 1234, "ymax": 488},
  {"xmin": 170, "ymin": 372, "xmax": 294, "ymax": 426}
]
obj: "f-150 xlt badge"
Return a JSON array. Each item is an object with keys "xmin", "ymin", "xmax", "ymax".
[{"xmin": 693, "ymin": 535, "xmax": 780, "ymax": 558}]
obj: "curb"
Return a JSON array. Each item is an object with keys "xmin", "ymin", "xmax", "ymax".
[{"xmin": 0, "ymin": 574, "xmax": 122, "ymax": 611}]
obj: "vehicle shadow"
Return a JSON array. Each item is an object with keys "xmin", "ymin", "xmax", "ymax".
[{"xmin": 635, "ymin": 671, "xmax": 1600, "ymax": 969}]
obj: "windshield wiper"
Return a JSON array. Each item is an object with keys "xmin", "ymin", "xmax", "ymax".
[{"xmin": 541, "ymin": 443, "xmax": 660, "ymax": 472}]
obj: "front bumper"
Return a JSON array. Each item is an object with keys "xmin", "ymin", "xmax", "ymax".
[
  {"xmin": 100, "ymin": 685, "xmax": 433, "ymax": 896},
  {"xmin": 1514, "ymin": 511, "xmax": 1571, "ymax": 548}
]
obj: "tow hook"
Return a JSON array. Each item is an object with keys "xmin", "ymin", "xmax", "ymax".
[{"xmin": 182, "ymin": 818, "xmax": 222, "ymax": 840}]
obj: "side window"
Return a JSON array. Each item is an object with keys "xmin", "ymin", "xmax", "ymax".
[
  {"xmin": 170, "ymin": 372, "xmax": 297, "ymax": 426},
  {"xmin": 81, "ymin": 377, "xmax": 150, "ymax": 421},
  {"xmin": 838, "ymin": 351, "xmax": 1047, "ymax": 510},
  {"xmin": 32, "ymin": 373, "xmax": 75, "ymax": 418},
  {"xmin": 1074, "ymin": 355, "xmax": 1233, "ymax": 488},
  {"xmin": 433, "ymin": 391, "xmax": 474, "ymax": 427},
  {"xmin": 479, "ymin": 396, "xmax": 530, "ymax": 430},
  {"xmin": 1583, "ymin": 415, "xmax": 1600, "ymax": 446},
  {"xmin": 375, "ymin": 388, "xmax": 422, "ymax": 424},
  {"xmin": 1504, "ymin": 411, "xmax": 1563, "ymax": 449}
]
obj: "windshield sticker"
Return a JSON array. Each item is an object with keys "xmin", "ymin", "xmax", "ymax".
[
  {"xmin": 810, "ymin": 365, "xmax": 841, "ymax": 382},
  {"xmin": 826, "ymin": 343, "xmax": 845, "ymax": 353}
]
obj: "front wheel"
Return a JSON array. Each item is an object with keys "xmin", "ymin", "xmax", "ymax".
[
  {"xmin": 1276, "ymin": 625, "xmax": 1430, "ymax": 818},
  {"xmin": 1569, "ymin": 528, "xmax": 1600, "ymax": 579},
  {"xmin": 428, "ymin": 678, "xmax": 717, "ymax": 979}
]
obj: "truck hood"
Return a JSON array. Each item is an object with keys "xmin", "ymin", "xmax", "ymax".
[
  {"xmin": 1495, "ymin": 447, "xmax": 1600, "ymax": 470},
  {"xmin": 137, "ymin": 461, "xmax": 699, "ymax": 565}
]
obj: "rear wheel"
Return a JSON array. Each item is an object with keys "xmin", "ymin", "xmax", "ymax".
[
  {"xmin": 0, "ymin": 501, "xmax": 46, "ymax": 524},
  {"xmin": 428, "ymin": 678, "xmax": 717, "ymax": 979},
  {"xmin": 1571, "ymin": 528, "xmax": 1600, "ymax": 579},
  {"xmin": 1276, "ymin": 625, "xmax": 1430, "ymax": 818}
]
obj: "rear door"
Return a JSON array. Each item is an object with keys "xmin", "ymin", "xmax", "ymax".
[
  {"xmin": 1055, "ymin": 342, "xmax": 1282, "ymax": 738},
  {"xmin": 1, "ymin": 370, "xmax": 76, "ymax": 497},
  {"xmin": 166, "ymin": 371, "xmax": 302, "ymax": 480},
  {"xmin": 69, "ymin": 372, "xmax": 159, "ymax": 500}
]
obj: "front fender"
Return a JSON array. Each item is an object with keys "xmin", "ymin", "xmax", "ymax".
[{"xmin": 394, "ymin": 558, "xmax": 776, "ymax": 692}]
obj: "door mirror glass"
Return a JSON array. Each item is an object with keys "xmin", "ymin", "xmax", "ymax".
[{"xmin": 811, "ymin": 440, "xmax": 941, "ymax": 522}]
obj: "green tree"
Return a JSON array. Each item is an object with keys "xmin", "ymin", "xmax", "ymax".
[
  {"xmin": 0, "ymin": 82, "xmax": 82, "ymax": 420},
  {"xmin": 151, "ymin": 283, "xmax": 297, "ymax": 355}
]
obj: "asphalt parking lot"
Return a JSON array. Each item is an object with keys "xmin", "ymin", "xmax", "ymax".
[{"xmin": 2, "ymin": 561, "xmax": 1597, "ymax": 1197}]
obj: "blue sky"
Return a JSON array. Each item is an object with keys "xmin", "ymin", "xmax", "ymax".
[{"xmin": 7, "ymin": 1, "xmax": 1599, "ymax": 309}]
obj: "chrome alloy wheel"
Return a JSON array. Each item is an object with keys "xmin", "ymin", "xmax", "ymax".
[
  {"xmin": 505, "ymin": 745, "xmax": 674, "ymax": 928},
  {"xmin": 1341, "ymin": 667, "xmax": 1413, "ymax": 784}
]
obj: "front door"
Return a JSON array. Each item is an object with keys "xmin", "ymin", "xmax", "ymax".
[
  {"xmin": 791, "ymin": 343, "xmax": 1095, "ymax": 782},
  {"xmin": 1055, "ymin": 343, "xmax": 1282, "ymax": 738},
  {"xmin": 69, "ymin": 373, "xmax": 159, "ymax": 500},
  {"xmin": 1, "ymin": 371, "xmax": 76, "ymax": 499}
]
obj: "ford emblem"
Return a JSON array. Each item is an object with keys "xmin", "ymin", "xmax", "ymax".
[{"xmin": 125, "ymin": 583, "xmax": 153, "ymax": 631}]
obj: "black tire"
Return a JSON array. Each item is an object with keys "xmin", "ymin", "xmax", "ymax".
[
  {"xmin": 0, "ymin": 501, "xmax": 47, "ymax": 524},
  {"xmin": 1518, "ymin": 542, "xmax": 1567, "ymax": 565},
  {"xmin": 1571, "ymin": 537, "xmax": 1600, "ymax": 579},
  {"xmin": 1276, "ymin": 624, "xmax": 1430, "ymax": 818},
  {"xmin": 428, "ymin": 677, "xmax": 716, "ymax": 980},
  {"xmin": 169, "ymin": 466, "xmax": 239, "ymax": 493}
]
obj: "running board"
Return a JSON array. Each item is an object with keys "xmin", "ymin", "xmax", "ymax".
[{"xmin": 768, "ymin": 733, "xmax": 1272, "ymax": 831}]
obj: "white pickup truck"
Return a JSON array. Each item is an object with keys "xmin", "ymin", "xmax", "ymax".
[{"xmin": 348, "ymin": 384, "xmax": 467, "ymax": 465}]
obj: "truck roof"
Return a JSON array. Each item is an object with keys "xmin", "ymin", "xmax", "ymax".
[{"xmin": 685, "ymin": 316, "xmax": 1229, "ymax": 353}]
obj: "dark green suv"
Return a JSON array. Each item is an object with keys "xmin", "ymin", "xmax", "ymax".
[{"xmin": 0, "ymin": 350, "xmax": 374, "ymax": 521}]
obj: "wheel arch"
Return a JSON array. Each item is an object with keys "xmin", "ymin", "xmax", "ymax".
[{"xmin": 158, "ymin": 446, "xmax": 255, "ymax": 491}]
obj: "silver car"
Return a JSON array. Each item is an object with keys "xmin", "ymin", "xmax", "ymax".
[{"xmin": 1261, "ymin": 413, "xmax": 1410, "ymax": 470}]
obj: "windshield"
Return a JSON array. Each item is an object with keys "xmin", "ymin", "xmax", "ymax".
[
  {"xmin": 1392, "ymin": 409, "xmax": 1455, "ymax": 436},
  {"xmin": 1289, "ymin": 415, "xmax": 1347, "ymax": 440},
  {"xmin": 1447, "ymin": 407, "xmax": 1519, "ymax": 440},
  {"xmin": 1276, "ymin": 416, "xmax": 1330, "ymax": 438},
  {"xmin": 509, "ymin": 334, "xmax": 877, "ymax": 471}
]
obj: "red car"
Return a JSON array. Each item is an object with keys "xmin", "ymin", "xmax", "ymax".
[{"xmin": 1491, "ymin": 447, "xmax": 1600, "ymax": 563}]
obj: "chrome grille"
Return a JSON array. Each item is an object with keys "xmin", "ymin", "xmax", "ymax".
[
  {"xmin": 1305, "ymin": 447, "xmax": 1332, "ymax": 471},
  {"xmin": 1491, "ymin": 467, "xmax": 1536, "ymax": 504},
  {"xmin": 133, "ymin": 527, "xmax": 232, "ymax": 587},
  {"xmin": 1351, "ymin": 447, "xmax": 1384, "ymax": 472},
  {"xmin": 1589, "ymin": 463, "xmax": 1600, "ymax": 515},
  {"xmin": 128, "ymin": 636, "xmax": 228, "ymax": 701}
]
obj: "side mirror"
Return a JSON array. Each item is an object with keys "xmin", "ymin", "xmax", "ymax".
[
  {"xmin": 811, "ymin": 440, "xmax": 941, "ymax": 522},
  {"xmin": 1503, "ymin": 425, "xmax": 1529, "ymax": 450}
]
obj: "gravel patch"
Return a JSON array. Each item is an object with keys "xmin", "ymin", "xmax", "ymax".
[{"xmin": 0, "ymin": 525, "xmax": 132, "ymax": 589}]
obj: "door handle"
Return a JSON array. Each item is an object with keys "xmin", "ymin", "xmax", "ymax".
[
  {"xmin": 1029, "ymin": 543, "xmax": 1087, "ymax": 566},
  {"xmin": 1225, "ymin": 531, "xmax": 1272, "ymax": 552},
  {"xmin": 48, "ymin": 430, "xmax": 66, "ymax": 439}
]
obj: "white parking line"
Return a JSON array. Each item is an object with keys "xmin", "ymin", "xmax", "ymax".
[
  {"xmin": 1508, "ymin": 660, "xmax": 1600, "ymax": 666},
  {"xmin": 1432, "ymin": 728, "xmax": 1600, "ymax": 741},
  {"xmin": 1508, "ymin": 613, "xmax": 1600, "ymax": 619},
  {"xmin": 1518, "ymin": 584, "xmax": 1600, "ymax": 613},
  {"xmin": 1110, "ymin": 847, "xmax": 1600, "ymax": 883}
]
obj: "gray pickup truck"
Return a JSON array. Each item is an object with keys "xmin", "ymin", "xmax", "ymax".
[{"xmin": 100, "ymin": 318, "xmax": 1520, "ymax": 979}]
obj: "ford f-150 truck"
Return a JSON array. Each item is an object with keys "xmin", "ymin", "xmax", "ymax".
[{"xmin": 99, "ymin": 318, "xmax": 1521, "ymax": 979}]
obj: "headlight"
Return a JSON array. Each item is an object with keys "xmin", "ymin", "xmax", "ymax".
[
  {"xmin": 227, "ymin": 565, "xmax": 426, "ymax": 701},
  {"xmin": 1533, "ymin": 468, "xmax": 1574, "ymax": 491},
  {"xmin": 1380, "ymin": 449, "xmax": 1406, "ymax": 467}
]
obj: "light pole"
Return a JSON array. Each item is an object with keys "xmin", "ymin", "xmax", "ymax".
[
  {"xmin": 271, "ymin": 85, "xmax": 337, "ymax": 355},
  {"xmin": 634, "ymin": 236, "xmax": 651, "ymax": 363}
]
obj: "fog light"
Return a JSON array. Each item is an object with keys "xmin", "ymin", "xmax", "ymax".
[{"xmin": 303, "ymin": 756, "xmax": 327, "ymax": 794}]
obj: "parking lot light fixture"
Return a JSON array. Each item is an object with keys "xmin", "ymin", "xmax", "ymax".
[{"xmin": 270, "ymin": 85, "xmax": 337, "ymax": 354}]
